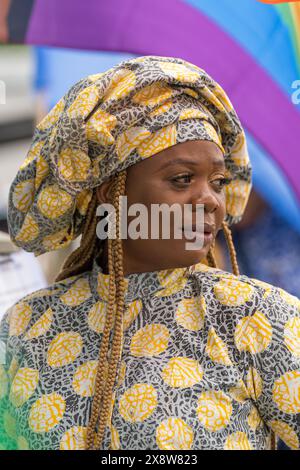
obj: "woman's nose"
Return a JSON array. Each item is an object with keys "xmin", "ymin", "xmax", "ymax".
[{"xmin": 191, "ymin": 185, "xmax": 219, "ymax": 213}]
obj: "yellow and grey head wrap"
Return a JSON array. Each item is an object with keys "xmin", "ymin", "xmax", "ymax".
[{"xmin": 7, "ymin": 55, "xmax": 251, "ymax": 256}]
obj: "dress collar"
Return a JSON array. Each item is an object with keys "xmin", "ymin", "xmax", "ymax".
[{"xmin": 89, "ymin": 256, "xmax": 213, "ymax": 302}]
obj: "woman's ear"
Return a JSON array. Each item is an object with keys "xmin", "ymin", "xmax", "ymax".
[{"xmin": 96, "ymin": 178, "xmax": 115, "ymax": 204}]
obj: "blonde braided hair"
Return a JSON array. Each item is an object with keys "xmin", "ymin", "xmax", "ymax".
[
  {"xmin": 55, "ymin": 175, "xmax": 272, "ymax": 449},
  {"xmin": 205, "ymin": 222, "xmax": 240, "ymax": 276},
  {"xmin": 55, "ymin": 170, "xmax": 127, "ymax": 450}
]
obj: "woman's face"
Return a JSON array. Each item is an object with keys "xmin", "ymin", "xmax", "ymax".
[{"xmin": 97, "ymin": 140, "xmax": 226, "ymax": 275}]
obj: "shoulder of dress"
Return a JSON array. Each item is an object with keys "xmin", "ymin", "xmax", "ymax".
[
  {"xmin": 192, "ymin": 267, "xmax": 300, "ymax": 308},
  {"xmin": 6, "ymin": 272, "xmax": 88, "ymax": 313},
  {"xmin": 2, "ymin": 272, "xmax": 91, "ymax": 338},
  {"xmin": 191, "ymin": 265, "xmax": 279, "ymax": 296}
]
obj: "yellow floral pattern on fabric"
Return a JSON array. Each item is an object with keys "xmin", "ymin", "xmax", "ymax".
[
  {"xmin": 200, "ymin": 86, "xmax": 227, "ymax": 113},
  {"xmin": 29, "ymin": 393, "xmax": 66, "ymax": 433},
  {"xmin": 75, "ymin": 189, "xmax": 93, "ymax": 216},
  {"xmin": 19, "ymin": 140, "xmax": 45, "ymax": 169},
  {"xmin": 149, "ymin": 100, "xmax": 173, "ymax": 117},
  {"xmin": 130, "ymin": 324, "xmax": 170, "ymax": 357},
  {"xmin": 175, "ymin": 297, "xmax": 205, "ymax": 331},
  {"xmin": 87, "ymin": 301, "xmax": 107, "ymax": 334},
  {"xmin": 124, "ymin": 299, "xmax": 143, "ymax": 331},
  {"xmin": 230, "ymin": 133, "xmax": 249, "ymax": 167},
  {"xmin": 197, "ymin": 391, "xmax": 232, "ymax": 431},
  {"xmin": 37, "ymin": 98, "xmax": 65, "ymax": 131},
  {"xmin": 183, "ymin": 87, "xmax": 199, "ymax": 99},
  {"xmin": 246, "ymin": 367, "xmax": 263, "ymax": 400},
  {"xmin": 58, "ymin": 148, "xmax": 91, "ymax": 182},
  {"xmin": 278, "ymin": 289, "xmax": 300, "ymax": 308},
  {"xmin": 247, "ymin": 407, "xmax": 262, "ymax": 430},
  {"xmin": 201, "ymin": 121, "xmax": 224, "ymax": 153},
  {"xmin": 104, "ymin": 69, "xmax": 136, "ymax": 102},
  {"xmin": 1, "ymin": 260, "xmax": 300, "ymax": 450},
  {"xmin": 132, "ymin": 82, "xmax": 173, "ymax": 106},
  {"xmin": 250, "ymin": 278, "xmax": 273, "ymax": 298},
  {"xmin": 137, "ymin": 125, "xmax": 177, "ymax": 159},
  {"xmin": 86, "ymin": 109, "xmax": 117, "ymax": 146},
  {"xmin": 12, "ymin": 180, "xmax": 35, "ymax": 213},
  {"xmin": 214, "ymin": 278, "xmax": 254, "ymax": 306},
  {"xmin": 60, "ymin": 278, "xmax": 92, "ymax": 306},
  {"xmin": 9, "ymin": 368, "xmax": 39, "ymax": 407},
  {"xmin": 284, "ymin": 317, "xmax": 300, "ymax": 357},
  {"xmin": 158, "ymin": 62, "xmax": 199, "ymax": 83},
  {"xmin": 111, "ymin": 425, "xmax": 121, "ymax": 450},
  {"xmin": 60, "ymin": 426, "xmax": 87, "ymax": 450},
  {"xmin": 268, "ymin": 420, "xmax": 299, "ymax": 450},
  {"xmin": 214, "ymin": 83, "xmax": 233, "ymax": 112},
  {"xmin": 15, "ymin": 214, "xmax": 39, "ymax": 243},
  {"xmin": 273, "ymin": 370, "xmax": 300, "ymax": 414},
  {"xmin": 37, "ymin": 185, "xmax": 73, "ymax": 219},
  {"xmin": 179, "ymin": 108, "xmax": 208, "ymax": 122},
  {"xmin": 119, "ymin": 383, "xmax": 158, "ymax": 423},
  {"xmin": 47, "ymin": 332, "xmax": 83, "ymax": 368},
  {"xmin": 225, "ymin": 180, "xmax": 251, "ymax": 219},
  {"xmin": 72, "ymin": 361, "xmax": 98, "ymax": 397},
  {"xmin": 162, "ymin": 357, "xmax": 203, "ymax": 388},
  {"xmin": 235, "ymin": 311, "xmax": 272, "ymax": 354},
  {"xmin": 96, "ymin": 272, "xmax": 110, "ymax": 301},
  {"xmin": 35, "ymin": 155, "xmax": 49, "ymax": 190},
  {"xmin": 156, "ymin": 417, "xmax": 194, "ymax": 450},
  {"xmin": 229, "ymin": 380, "xmax": 250, "ymax": 403},
  {"xmin": 87, "ymin": 72, "xmax": 104, "ymax": 82},
  {"xmin": 24, "ymin": 307, "xmax": 53, "ymax": 340},
  {"xmin": 67, "ymin": 85, "xmax": 99, "ymax": 119},
  {"xmin": 224, "ymin": 432, "xmax": 252, "ymax": 450},
  {"xmin": 206, "ymin": 328, "xmax": 233, "ymax": 366},
  {"xmin": 42, "ymin": 228, "xmax": 73, "ymax": 252},
  {"xmin": 116, "ymin": 127, "xmax": 152, "ymax": 162},
  {"xmin": 9, "ymin": 302, "xmax": 32, "ymax": 337},
  {"xmin": 156, "ymin": 268, "xmax": 188, "ymax": 297}
]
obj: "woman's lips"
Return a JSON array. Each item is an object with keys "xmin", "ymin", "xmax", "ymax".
[
  {"xmin": 182, "ymin": 231, "xmax": 213, "ymax": 244},
  {"xmin": 180, "ymin": 223, "xmax": 215, "ymax": 244}
]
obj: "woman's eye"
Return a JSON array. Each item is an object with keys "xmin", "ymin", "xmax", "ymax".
[
  {"xmin": 211, "ymin": 177, "xmax": 232, "ymax": 191},
  {"xmin": 171, "ymin": 174, "xmax": 193, "ymax": 185}
]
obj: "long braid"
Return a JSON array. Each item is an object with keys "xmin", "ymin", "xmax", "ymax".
[
  {"xmin": 222, "ymin": 221, "xmax": 240, "ymax": 276},
  {"xmin": 55, "ymin": 192, "xmax": 98, "ymax": 282},
  {"xmin": 207, "ymin": 247, "xmax": 217, "ymax": 268},
  {"xmin": 55, "ymin": 170, "xmax": 127, "ymax": 450},
  {"xmin": 85, "ymin": 235, "xmax": 116, "ymax": 449},
  {"xmin": 93, "ymin": 171, "xmax": 127, "ymax": 449}
]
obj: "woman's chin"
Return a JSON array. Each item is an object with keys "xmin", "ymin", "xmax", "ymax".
[{"xmin": 171, "ymin": 242, "xmax": 210, "ymax": 267}]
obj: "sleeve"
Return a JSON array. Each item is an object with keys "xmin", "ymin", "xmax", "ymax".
[
  {"xmin": 237, "ymin": 286, "xmax": 300, "ymax": 450},
  {"xmin": 0, "ymin": 309, "xmax": 18, "ymax": 450}
]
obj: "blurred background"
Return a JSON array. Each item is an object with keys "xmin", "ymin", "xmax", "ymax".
[{"xmin": 0, "ymin": 0, "xmax": 300, "ymax": 316}]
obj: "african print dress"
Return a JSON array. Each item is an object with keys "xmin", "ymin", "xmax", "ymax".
[{"xmin": 0, "ymin": 260, "xmax": 299, "ymax": 450}]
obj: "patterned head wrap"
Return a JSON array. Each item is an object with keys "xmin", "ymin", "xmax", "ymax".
[{"xmin": 8, "ymin": 55, "xmax": 251, "ymax": 256}]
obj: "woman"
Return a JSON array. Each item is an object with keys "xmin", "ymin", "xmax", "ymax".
[{"xmin": 0, "ymin": 56, "xmax": 299, "ymax": 451}]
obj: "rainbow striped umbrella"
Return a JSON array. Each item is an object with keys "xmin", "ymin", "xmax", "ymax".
[{"xmin": 3, "ymin": 0, "xmax": 300, "ymax": 230}]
